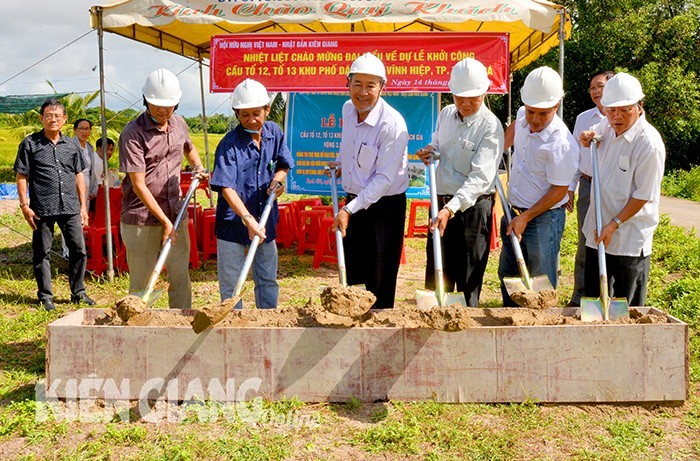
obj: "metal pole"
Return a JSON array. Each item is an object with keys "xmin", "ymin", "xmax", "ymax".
[
  {"xmin": 198, "ymin": 52, "xmax": 214, "ymax": 207},
  {"xmin": 94, "ymin": 6, "xmax": 114, "ymax": 281},
  {"xmin": 558, "ymin": 8, "xmax": 566, "ymax": 120}
]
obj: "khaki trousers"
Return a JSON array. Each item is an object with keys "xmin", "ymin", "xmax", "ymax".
[{"xmin": 120, "ymin": 222, "xmax": 192, "ymax": 309}]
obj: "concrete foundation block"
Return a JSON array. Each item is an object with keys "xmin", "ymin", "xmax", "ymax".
[{"xmin": 46, "ymin": 308, "xmax": 688, "ymax": 403}]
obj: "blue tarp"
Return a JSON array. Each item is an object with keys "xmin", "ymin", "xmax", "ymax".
[{"xmin": 0, "ymin": 183, "xmax": 19, "ymax": 200}]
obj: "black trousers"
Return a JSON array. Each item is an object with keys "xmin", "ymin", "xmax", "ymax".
[
  {"xmin": 344, "ymin": 193, "xmax": 406, "ymax": 308},
  {"xmin": 425, "ymin": 195, "xmax": 493, "ymax": 306},
  {"xmin": 33, "ymin": 213, "xmax": 87, "ymax": 302},
  {"xmin": 583, "ymin": 247, "xmax": 650, "ymax": 306}
]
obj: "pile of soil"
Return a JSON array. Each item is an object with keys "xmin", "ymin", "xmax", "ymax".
[{"xmin": 91, "ymin": 301, "xmax": 668, "ymax": 330}]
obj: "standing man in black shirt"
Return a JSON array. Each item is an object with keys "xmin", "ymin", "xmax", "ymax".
[{"xmin": 14, "ymin": 98, "xmax": 95, "ymax": 311}]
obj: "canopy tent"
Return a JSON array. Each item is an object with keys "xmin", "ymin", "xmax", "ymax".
[
  {"xmin": 90, "ymin": 0, "xmax": 570, "ymax": 72},
  {"xmin": 88, "ymin": 0, "xmax": 571, "ymax": 280}
]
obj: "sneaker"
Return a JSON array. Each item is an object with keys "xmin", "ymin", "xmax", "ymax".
[
  {"xmin": 71, "ymin": 292, "xmax": 96, "ymax": 306},
  {"xmin": 40, "ymin": 298, "xmax": 56, "ymax": 311}
]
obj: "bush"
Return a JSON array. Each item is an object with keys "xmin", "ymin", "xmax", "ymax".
[{"xmin": 662, "ymin": 166, "xmax": 700, "ymax": 202}]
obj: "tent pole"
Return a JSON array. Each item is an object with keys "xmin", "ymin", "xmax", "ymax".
[
  {"xmin": 94, "ymin": 6, "xmax": 114, "ymax": 282},
  {"xmin": 198, "ymin": 52, "xmax": 214, "ymax": 207},
  {"xmin": 557, "ymin": 8, "xmax": 566, "ymax": 119}
]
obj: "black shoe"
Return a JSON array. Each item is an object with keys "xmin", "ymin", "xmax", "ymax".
[
  {"xmin": 40, "ymin": 298, "xmax": 56, "ymax": 311},
  {"xmin": 71, "ymin": 292, "xmax": 96, "ymax": 306}
]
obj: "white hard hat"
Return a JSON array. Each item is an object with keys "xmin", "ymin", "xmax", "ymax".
[
  {"xmin": 348, "ymin": 53, "xmax": 386, "ymax": 82},
  {"xmin": 448, "ymin": 58, "xmax": 491, "ymax": 97},
  {"xmin": 142, "ymin": 68, "xmax": 182, "ymax": 107},
  {"xmin": 600, "ymin": 72, "xmax": 645, "ymax": 107},
  {"xmin": 520, "ymin": 66, "xmax": 564, "ymax": 108},
  {"xmin": 232, "ymin": 79, "xmax": 271, "ymax": 110}
]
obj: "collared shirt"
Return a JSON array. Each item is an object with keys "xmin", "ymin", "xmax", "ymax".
[
  {"xmin": 582, "ymin": 113, "xmax": 665, "ymax": 256},
  {"xmin": 74, "ymin": 137, "xmax": 98, "ymax": 199},
  {"xmin": 336, "ymin": 98, "xmax": 409, "ymax": 213},
  {"xmin": 428, "ymin": 104, "xmax": 504, "ymax": 213},
  {"xmin": 211, "ymin": 122, "xmax": 294, "ymax": 245},
  {"xmin": 509, "ymin": 106, "xmax": 579, "ymax": 209},
  {"xmin": 14, "ymin": 130, "xmax": 86, "ymax": 217},
  {"xmin": 119, "ymin": 111, "xmax": 194, "ymax": 226},
  {"xmin": 569, "ymin": 106, "xmax": 605, "ymax": 190}
]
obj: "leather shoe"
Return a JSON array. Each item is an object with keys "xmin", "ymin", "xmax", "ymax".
[
  {"xmin": 71, "ymin": 292, "xmax": 96, "ymax": 306},
  {"xmin": 40, "ymin": 298, "xmax": 56, "ymax": 311}
]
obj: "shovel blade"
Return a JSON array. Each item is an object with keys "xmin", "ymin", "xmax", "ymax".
[
  {"xmin": 444, "ymin": 292, "xmax": 467, "ymax": 307},
  {"xmin": 580, "ymin": 297, "xmax": 604, "ymax": 322},
  {"xmin": 608, "ymin": 298, "xmax": 630, "ymax": 320},
  {"xmin": 503, "ymin": 276, "xmax": 529, "ymax": 295},
  {"xmin": 132, "ymin": 289, "xmax": 164, "ymax": 308},
  {"xmin": 530, "ymin": 275, "xmax": 554, "ymax": 291},
  {"xmin": 416, "ymin": 289, "xmax": 439, "ymax": 311}
]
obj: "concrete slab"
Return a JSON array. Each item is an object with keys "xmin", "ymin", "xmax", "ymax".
[{"xmin": 46, "ymin": 308, "xmax": 688, "ymax": 403}]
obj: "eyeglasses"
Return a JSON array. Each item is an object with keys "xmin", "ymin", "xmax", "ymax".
[
  {"xmin": 75, "ymin": 127, "xmax": 92, "ymax": 131},
  {"xmin": 43, "ymin": 113, "xmax": 65, "ymax": 120}
]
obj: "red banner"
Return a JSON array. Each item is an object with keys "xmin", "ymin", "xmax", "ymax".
[{"xmin": 210, "ymin": 32, "xmax": 509, "ymax": 93}]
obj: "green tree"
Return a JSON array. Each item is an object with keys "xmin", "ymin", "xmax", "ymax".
[{"xmin": 549, "ymin": 0, "xmax": 700, "ymax": 169}]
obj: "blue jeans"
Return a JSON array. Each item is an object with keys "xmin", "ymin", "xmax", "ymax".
[
  {"xmin": 498, "ymin": 207, "xmax": 565, "ymax": 306},
  {"xmin": 217, "ymin": 238, "xmax": 279, "ymax": 309}
]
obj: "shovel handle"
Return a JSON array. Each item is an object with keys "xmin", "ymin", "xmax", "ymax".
[
  {"xmin": 428, "ymin": 154, "xmax": 446, "ymax": 305},
  {"xmin": 142, "ymin": 177, "xmax": 201, "ymax": 303},
  {"xmin": 328, "ymin": 166, "xmax": 347, "ymax": 287},
  {"xmin": 494, "ymin": 178, "xmax": 532, "ymax": 288},
  {"xmin": 591, "ymin": 138, "xmax": 610, "ymax": 316},
  {"xmin": 233, "ymin": 183, "xmax": 281, "ymax": 297}
]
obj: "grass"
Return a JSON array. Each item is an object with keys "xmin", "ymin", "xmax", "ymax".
[{"xmin": 0, "ymin": 133, "xmax": 700, "ymax": 459}]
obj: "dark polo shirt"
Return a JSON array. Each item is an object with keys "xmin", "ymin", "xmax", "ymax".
[{"xmin": 14, "ymin": 130, "xmax": 86, "ymax": 217}]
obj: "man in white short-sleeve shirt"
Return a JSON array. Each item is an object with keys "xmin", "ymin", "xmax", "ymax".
[
  {"xmin": 579, "ymin": 72, "xmax": 665, "ymax": 306},
  {"xmin": 497, "ymin": 66, "xmax": 579, "ymax": 306},
  {"xmin": 566, "ymin": 70, "xmax": 615, "ymax": 307}
]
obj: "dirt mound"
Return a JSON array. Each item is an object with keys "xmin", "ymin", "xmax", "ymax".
[
  {"xmin": 319, "ymin": 286, "xmax": 375, "ymax": 317},
  {"xmin": 510, "ymin": 289, "xmax": 559, "ymax": 309}
]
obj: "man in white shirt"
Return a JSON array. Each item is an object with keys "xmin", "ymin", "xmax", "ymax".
[
  {"xmin": 579, "ymin": 72, "xmax": 665, "ymax": 306},
  {"xmin": 497, "ymin": 66, "xmax": 579, "ymax": 306},
  {"xmin": 330, "ymin": 52, "xmax": 409, "ymax": 308},
  {"xmin": 566, "ymin": 71, "xmax": 615, "ymax": 307},
  {"xmin": 416, "ymin": 58, "xmax": 504, "ymax": 306}
]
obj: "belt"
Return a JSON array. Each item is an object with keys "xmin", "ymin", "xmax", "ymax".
[
  {"xmin": 580, "ymin": 174, "xmax": 592, "ymax": 182},
  {"xmin": 438, "ymin": 194, "xmax": 493, "ymax": 206},
  {"xmin": 511, "ymin": 205, "xmax": 561, "ymax": 216}
]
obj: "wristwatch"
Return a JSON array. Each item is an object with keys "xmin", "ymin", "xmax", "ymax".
[{"xmin": 612, "ymin": 216, "xmax": 623, "ymax": 228}]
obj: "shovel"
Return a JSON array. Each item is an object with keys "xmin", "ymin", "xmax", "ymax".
[
  {"xmin": 494, "ymin": 177, "xmax": 555, "ymax": 298},
  {"xmin": 580, "ymin": 137, "xmax": 629, "ymax": 322},
  {"xmin": 191, "ymin": 182, "xmax": 283, "ymax": 333},
  {"xmin": 416, "ymin": 152, "xmax": 467, "ymax": 310},
  {"xmin": 137, "ymin": 177, "xmax": 200, "ymax": 307},
  {"xmin": 328, "ymin": 166, "xmax": 348, "ymax": 287}
]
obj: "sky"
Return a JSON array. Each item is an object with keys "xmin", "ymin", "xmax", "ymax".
[{"xmin": 0, "ymin": 1, "xmax": 232, "ymax": 118}]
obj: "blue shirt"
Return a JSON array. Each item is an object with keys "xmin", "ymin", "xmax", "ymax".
[{"xmin": 211, "ymin": 122, "xmax": 294, "ymax": 245}]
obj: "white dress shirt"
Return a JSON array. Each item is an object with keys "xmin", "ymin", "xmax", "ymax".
[
  {"xmin": 508, "ymin": 106, "xmax": 579, "ymax": 209},
  {"xmin": 569, "ymin": 106, "xmax": 605, "ymax": 190},
  {"xmin": 74, "ymin": 137, "xmax": 98, "ymax": 199},
  {"xmin": 337, "ymin": 98, "xmax": 409, "ymax": 213},
  {"xmin": 582, "ymin": 113, "xmax": 666, "ymax": 256},
  {"xmin": 428, "ymin": 104, "xmax": 504, "ymax": 213}
]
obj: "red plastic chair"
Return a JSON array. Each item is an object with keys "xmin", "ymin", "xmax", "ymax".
[
  {"xmin": 290, "ymin": 197, "xmax": 323, "ymax": 237},
  {"xmin": 200, "ymin": 208, "xmax": 218, "ymax": 260},
  {"xmin": 276, "ymin": 203, "xmax": 296, "ymax": 249},
  {"xmin": 84, "ymin": 186, "xmax": 122, "ymax": 275},
  {"xmin": 406, "ymin": 200, "xmax": 430, "ymax": 237},
  {"xmin": 489, "ymin": 209, "xmax": 500, "ymax": 250},
  {"xmin": 297, "ymin": 209, "xmax": 327, "ymax": 255},
  {"xmin": 312, "ymin": 216, "xmax": 338, "ymax": 268}
]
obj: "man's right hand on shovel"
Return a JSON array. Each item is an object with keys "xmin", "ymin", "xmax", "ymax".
[{"xmin": 242, "ymin": 214, "xmax": 266, "ymax": 241}]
